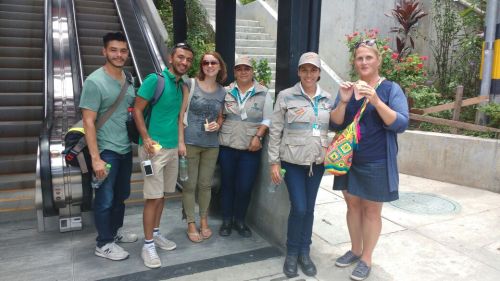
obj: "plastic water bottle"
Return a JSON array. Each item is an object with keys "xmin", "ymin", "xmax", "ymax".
[
  {"xmin": 91, "ymin": 163, "xmax": 112, "ymax": 189},
  {"xmin": 268, "ymin": 168, "xmax": 286, "ymax": 193},
  {"xmin": 179, "ymin": 156, "xmax": 189, "ymax": 181}
]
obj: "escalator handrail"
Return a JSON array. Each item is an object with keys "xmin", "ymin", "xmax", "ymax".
[{"xmin": 68, "ymin": 0, "xmax": 85, "ymax": 91}]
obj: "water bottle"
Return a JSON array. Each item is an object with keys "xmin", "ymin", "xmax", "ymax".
[
  {"xmin": 91, "ymin": 163, "xmax": 112, "ymax": 189},
  {"xmin": 268, "ymin": 168, "xmax": 286, "ymax": 193},
  {"xmin": 179, "ymin": 156, "xmax": 189, "ymax": 181}
]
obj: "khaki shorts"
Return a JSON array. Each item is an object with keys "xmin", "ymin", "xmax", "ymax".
[{"xmin": 139, "ymin": 146, "xmax": 178, "ymax": 199}]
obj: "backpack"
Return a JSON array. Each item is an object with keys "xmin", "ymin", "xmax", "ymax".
[{"xmin": 126, "ymin": 72, "xmax": 165, "ymax": 144}]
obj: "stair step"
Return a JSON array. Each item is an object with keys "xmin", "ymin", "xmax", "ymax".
[
  {"xmin": 0, "ymin": 68, "xmax": 43, "ymax": 80},
  {"xmin": 76, "ymin": 6, "xmax": 117, "ymax": 17},
  {"xmin": 235, "ymin": 32, "xmax": 271, "ymax": 40},
  {"xmin": 0, "ymin": 27, "xmax": 43, "ymax": 39},
  {"xmin": 0, "ymin": 80, "xmax": 43, "ymax": 93},
  {"xmin": 236, "ymin": 46, "xmax": 276, "ymax": 55},
  {"xmin": 0, "ymin": 57, "xmax": 43, "ymax": 69},
  {"xmin": 0, "ymin": 173, "xmax": 36, "ymax": 190},
  {"xmin": 0, "ymin": 93, "xmax": 43, "ymax": 106},
  {"xmin": 79, "ymin": 36, "xmax": 104, "ymax": 47},
  {"xmin": 0, "ymin": 11, "xmax": 43, "ymax": 22},
  {"xmin": 0, "ymin": 137, "xmax": 38, "ymax": 156},
  {"xmin": 0, "ymin": 37, "xmax": 43, "ymax": 48},
  {"xmin": 243, "ymin": 54, "xmax": 276, "ymax": 63},
  {"xmin": 0, "ymin": 106, "xmax": 43, "ymax": 122},
  {"xmin": 0, "ymin": 121, "xmax": 42, "ymax": 137},
  {"xmin": 236, "ymin": 26, "xmax": 265, "ymax": 33},
  {"xmin": 0, "ymin": 4, "xmax": 43, "ymax": 15},
  {"xmin": 75, "ymin": 13, "xmax": 119, "ymax": 24},
  {"xmin": 0, "ymin": 47, "xmax": 43, "ymax": 59},
  {"xmin": 76, "ymin": 20, "xmax": 121, "ymax": 31},
  {"xmin": 75, "ymin": 0, "xmax": 115, "ymax": 10},
  {"xmin": 0, "ymin": 18, "xmax": 44, "ymax": 30},
  {"xmin": 1, "ymin": 0, "xmax": 44, "ymax": 6},
  {"xmin": 236, "ymin": 39, "xmax": 276, "ymax": 48},
  {"xmin": 0, "ymin": 154, "xmax": 37, "ymax": 175},
  {"xmin": 80, "ymin": 45, "xmax": 105, "ymax": 56},
  {"xmin": 78, "ymin": 27, "xmax": 120, "ymax": 38},
  {"xmin": 83, "ymin": 65, "xmax": 103, "ymax": 76},
  {"xmin": 236, "ymin": 19, "xmax": 261, "ymax": 27}
]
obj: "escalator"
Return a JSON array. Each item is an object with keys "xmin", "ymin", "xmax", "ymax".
[{"xmin": 0, "ymin": 0, "xmax": 45, "ymax": 222}]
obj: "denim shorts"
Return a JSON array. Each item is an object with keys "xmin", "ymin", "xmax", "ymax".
[{"xmin": 333, "ymin": 160, "xmax": 398, "ymax": 202}]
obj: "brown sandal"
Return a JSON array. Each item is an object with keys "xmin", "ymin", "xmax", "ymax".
[
  {"xmin": 200, "ymin": 227, "xmax": 213, "ymax": 240},
  {"xmin": 186, "ymin": 231, "xmax": 203, "ymax": 243}
]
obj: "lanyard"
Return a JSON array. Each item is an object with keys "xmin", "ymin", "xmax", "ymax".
[{"xmin": 302, "ymin": 91, "xmax": 322, "ymax": 118}]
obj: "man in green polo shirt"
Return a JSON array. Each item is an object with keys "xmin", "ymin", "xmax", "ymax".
[{"xmin": 133, "ymin": 42, "xmax": 194, "ymax": 269}]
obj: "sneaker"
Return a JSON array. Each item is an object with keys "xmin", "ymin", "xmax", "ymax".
[
  {"xmin": 335, "ymin": 250, "xmax": 360, "ymax": 267},
  {"xmin": 350, "ymin": 260, "xmax": 371, "ymax": 281},
  {"xmin": 154, "ymin": 234, "xmax": 177, "ymax": 251},
  {"xmin": 95, "ymin": 242, "xmax": 129, "ymax": 261},
  {"xmin": 114, "ymin": 228, "xmax": 138, "ymax": 243},
  {"xmin": 141, "ymin": 245, "xmax": 161, "ymax": 269}
]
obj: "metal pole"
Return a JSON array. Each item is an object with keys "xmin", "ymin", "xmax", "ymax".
[
  {"xmin": 171, "ymin": 0, "xmax": 187, "ymax": 44},
  {"xmin": 215, "ymin": 0, "xmax": 236, "ymax": 84},
  {"xmin": 477, "ymin": 0, "xmax": 498, "ymax": 124}
]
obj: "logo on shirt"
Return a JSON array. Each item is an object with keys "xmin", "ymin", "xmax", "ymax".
[
  {"xmin": 293, "ymin": 108, "xmax": 305, "ymax": 115},
  {"xmin": 251, "ymin": 103, "xmax": 262, "ymax": 112}
]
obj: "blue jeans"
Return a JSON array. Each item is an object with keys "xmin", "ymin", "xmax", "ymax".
[
  {"xmin": 94, "ymin": 150, "xmax": 132, "ymax": 247},
  {"xmin": 218, "ymin": 146, "xmax": 261, "ymax": 222},
  {"xmin": 282, "ymin": 161, "xmax": 324, "ymax": 256}
]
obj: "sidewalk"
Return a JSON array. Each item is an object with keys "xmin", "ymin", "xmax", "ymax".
[{"xmin": 167, "ymin": 174, "xmax": 500, "ymax": 281}]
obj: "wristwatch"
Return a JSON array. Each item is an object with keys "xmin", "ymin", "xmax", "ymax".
[{"xmin": 254, "ymin": 135, "xmax": 263, "ymax": 141}]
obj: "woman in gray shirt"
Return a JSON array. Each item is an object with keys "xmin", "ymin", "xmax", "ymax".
[{"xmin": 179, "ymin": 51, "xmax": 227, "ymax": 242}]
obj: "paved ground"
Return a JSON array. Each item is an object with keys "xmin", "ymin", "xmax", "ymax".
[
  {"xmin": 0, "ymin": 174, "xmax": 499, "ymax": 280},
  {"xmin": 166, "ymin": 174, "xmax": 500, "ymax": 281}
]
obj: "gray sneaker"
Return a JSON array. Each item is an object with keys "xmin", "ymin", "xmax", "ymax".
[
  {"xmin": 114, "ymin": 228, "xmax": 138, "ymax": 243},
  {"xmin": 335, "ymin": 250, "xmax": 360, "ymax": 267},
  {"xmin": 154, "ymin": 234, "xmax": 177, "ymax": 251},
  {"xmin": 350, "ymin": 260, "xmax": 371, "ymax": 281}
]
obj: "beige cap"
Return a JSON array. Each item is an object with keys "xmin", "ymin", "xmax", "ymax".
[
  {"xmin": 234, "ymin": 56, "xmax": 253, "ymax": 68},
  {"xmin": 298, "ymin": 52, "xmax": 321, "ymax": 68}
]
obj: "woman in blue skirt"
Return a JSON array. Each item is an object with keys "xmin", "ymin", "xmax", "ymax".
[{"xmin": 330, "ymin": 40, "xmax": 409, "ymax": 280}]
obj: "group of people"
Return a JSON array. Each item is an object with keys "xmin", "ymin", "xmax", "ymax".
[{"xmin": 79, "ymin": 31, "xmax": 408, "ymax": 281}]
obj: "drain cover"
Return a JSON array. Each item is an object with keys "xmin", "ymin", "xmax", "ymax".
[{"xmin": 389, "ymin": 192, "xmax": 461, "ymax": 215}]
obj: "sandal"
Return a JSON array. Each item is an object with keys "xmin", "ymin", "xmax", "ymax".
[
  {"xmin": 200, "ymin": 227, "xmax": 213, "ymax": 240},
  {"xmin": 186, "ymin": 231, "xmax": 203, "ymax": 243}
]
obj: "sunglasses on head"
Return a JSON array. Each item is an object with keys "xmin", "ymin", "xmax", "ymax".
[
  {"xmin": 202, "ymin": 60, "xmax": 219, "ymax": 66},
  {"xmin": 354, "ymin": 39, "xmax": 376, "ymax": 49},
  {"xmin": 172, "ymin": 42, "xmax": 193, "ymax": 53}
]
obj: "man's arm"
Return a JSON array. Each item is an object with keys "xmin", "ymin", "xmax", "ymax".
[
  {"xmin": 178, "ymin": 84, "xmax": 189, "ymax": 156},
  {"xmin": 82, "ymin": 109, "xmax": 107, "ymax": 179},
  {"xmin": 133, "ymin": 96, "xmax": 156, "ymax": 155}
]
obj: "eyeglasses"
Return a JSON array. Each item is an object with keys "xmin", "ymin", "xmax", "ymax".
[
  {"xmin": 202, "ymin": 60, "xmax": 219, "ymax": 66},
  {"xmin": 172, "ymin": 42, "xmax": 194, "ymax": 54},
  {"xmin": 354, "ymin": 39, "xmax": 376, "ymax": 49}
]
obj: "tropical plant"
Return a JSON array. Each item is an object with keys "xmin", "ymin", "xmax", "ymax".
[
  {"xmin": 479, "ymin": 103, "xmax": 500, "ymax": 128},
  {"xmin": 251, "ymin": 59, "xmax": 272, "ymax": 87},
  {"xmin": 386, "ymin": 0, "xmax": 428, "ymax": 59}
]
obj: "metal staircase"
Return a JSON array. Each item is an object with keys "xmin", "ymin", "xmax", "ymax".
[{"xmin": 0, "ymin": 0, "xmax": 45, "ymax": 222}]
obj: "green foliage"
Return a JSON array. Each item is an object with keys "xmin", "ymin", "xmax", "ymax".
[
  {"xmin": 479, "ymin": 103, "xmax": 500, "ymax": 128},
  {"xmin": 251, "ymin": 59, "xmax": 272, "ymax": 87},
  {"xmin": 240, "ymin": 0, "xmax": 256, "ymax": 4},
  {"xmin": 409, "ymin": 86, "xmax": 441, "ymax": 109},
  {"xmin": 155, "ymin": 0, "xmax": 215, "ymax": 77}
]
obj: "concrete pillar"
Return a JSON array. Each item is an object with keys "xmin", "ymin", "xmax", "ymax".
[{"xmin": 215, "ymin": 0, "xmax": 236, "ymax": 85}]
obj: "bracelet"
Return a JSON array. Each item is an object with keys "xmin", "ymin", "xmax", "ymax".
[{"xmin": 254, "ymin": 135, "xmax": 263, "ymax": 141}]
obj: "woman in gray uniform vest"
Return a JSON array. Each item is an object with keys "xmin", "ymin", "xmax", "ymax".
[
  {"xmin": 218, "ymin": 56, "xmax": 273, "ymax": 238},
  {"xmin": 268, "ymin": 52, "xmax": 333, "ymax": 278}
]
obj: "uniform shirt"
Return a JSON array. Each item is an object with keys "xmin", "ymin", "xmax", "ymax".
[{"xmin": 79, "ymin": 67, "xmax": 135, "ymax": 154}]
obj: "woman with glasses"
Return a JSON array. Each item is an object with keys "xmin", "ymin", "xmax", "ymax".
[
  {"xmin": 178, "ymin": 51, "xmax": 227, "ymax": 243},
  {"xmin": 330, "ymin": 39, "xmax": 409, "ymax": 280},
  {"xmin": 217, "ymin": 56, "xmax": 273, "ymax": 238},
  {"xmin": 268, "ymin": 52, "xmax": 332, "ymax": 278}
]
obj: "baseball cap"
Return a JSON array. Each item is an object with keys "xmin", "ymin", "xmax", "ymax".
[
  {"xmin": 298, "ymin": 52, "xmax": 321, "ymax": 68},
  {"xmin": 234, "ymin": 56, "xmax": 253, "ymax": 68}
]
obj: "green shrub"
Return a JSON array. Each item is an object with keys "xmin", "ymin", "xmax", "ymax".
[
  {"xmin": 240, "ymin": 0, "xmax": 256, "ymax": 4},
  {"xmin": 479, "ymin": 103, "xmax": 500, "ymax": 128},
  {"xmin": 251, "ymin": 59, "xmax": 272, "ymax": 87}
]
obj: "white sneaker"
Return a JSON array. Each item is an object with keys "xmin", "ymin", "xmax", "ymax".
[
  {"xmin": 141, "ymin": 245, "xmax": 161, "ymax": 269},
  {"xmin": 95, "ymin": 242, "xmax": 129, "ymax": 261},
  {"xmin": 154, "ymin": 234, "xmax": 177, "ymax": 251},
  {"xmin": 114, "ymin": 228, "xmax": 138, "ymax": 243}
]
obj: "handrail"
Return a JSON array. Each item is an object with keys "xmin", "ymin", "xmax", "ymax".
[{"xmin": 68, "ymin": 0, "xmax": 84, "ymax": 91}]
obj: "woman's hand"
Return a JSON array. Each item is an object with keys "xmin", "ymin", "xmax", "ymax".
[
  {"xmin": 206, "ymin": 121, "xmax": 220, "ymax": 132},
  {"xmin": 178, "ymin": 142, "xmax": 187, "ymax": 156},
  {"xmin": 248, "ymin": 136, "xmax": 262, "ymax": 151},
  {"xmin": 270, "ymin": 163, "xmax": 282, "ymax": 185},
  {"xmin": 339, "ymin": 81, "xmax": 355, "ymax": 103},
  {"xmin": 357, "ymin": 83, "xmax": 381, "ymax": 107}
]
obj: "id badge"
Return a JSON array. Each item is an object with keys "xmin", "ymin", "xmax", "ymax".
[
  {"xmin": 312, "ymin": 123, "xmax": 321, "ymax": 137},
  {"xmin": 240, "ymin": 110, "xmax": 248, "ymax": 120}
]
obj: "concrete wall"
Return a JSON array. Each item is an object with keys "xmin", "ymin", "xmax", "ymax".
[{"xmin": 398, "ymin": 131, "xmax": 500, "ymax": 193}]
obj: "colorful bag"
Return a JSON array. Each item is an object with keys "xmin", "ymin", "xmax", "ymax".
[{"xmin": 324, "ymin": 99, "xmax": 368, "ymax": 176}]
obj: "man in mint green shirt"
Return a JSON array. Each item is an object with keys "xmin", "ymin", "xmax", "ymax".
[
  {"xmin": 79, "ymin": 32, "xmax": 138, "ymax": 262},
  {"xmin": 133, "ymin": 42, "xmax": 194, "ymax": 269}
]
